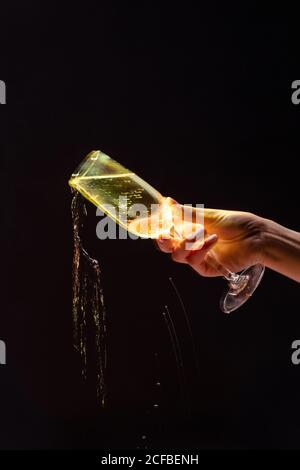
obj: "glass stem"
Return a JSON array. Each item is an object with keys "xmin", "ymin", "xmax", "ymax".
[{"xmin": 205, "ymin": 251, "xmax": 241, "ymax": 284}]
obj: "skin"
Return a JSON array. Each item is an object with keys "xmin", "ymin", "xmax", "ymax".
[{"xmin": 156, "ymin": 199, "xmax": 300, "ymax": 282}]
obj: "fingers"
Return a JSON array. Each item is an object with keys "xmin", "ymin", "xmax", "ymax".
[
  {"xmin": 186, "ymin": 234, "xmax": 218, "ymax": 275},
  {"xmin": 156, "ymin": 226, "xmax": 205, "ymax": 255},
  {"xmin": 156, "ymin": 197, "xmax": 220, "ymax": 269},
  {"xmin": 170, "ymin": 227, "xmax": 205, "ymax": 262},
  {"xmin": 156, "ymin": 237, "xmax": 175, "ymax": 254},
  {"xmin": 171, "ymin": 233, "xmax": 218, "ymax": 264},
  {"xmin": 156, "ymin": 230, "xmax": 219, "ymax": 277}
]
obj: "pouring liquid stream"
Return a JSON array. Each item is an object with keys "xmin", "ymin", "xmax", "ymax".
[{"xmin": 71, "ymin": 189, "xmax": 107, "ymax": 407}]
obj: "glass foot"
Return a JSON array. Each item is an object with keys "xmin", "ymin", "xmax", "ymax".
[{"xmin": 220, "ymin": 264, "xmax": 265, "ymax": 314}]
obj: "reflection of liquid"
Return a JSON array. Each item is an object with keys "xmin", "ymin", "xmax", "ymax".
[
  {"xmin": 71, "ymin": 189, "xmax": 107, "ymax": 406},
  {"xmin": 69, "ymin": 174, "xmax": 170, "ymax": 238}
]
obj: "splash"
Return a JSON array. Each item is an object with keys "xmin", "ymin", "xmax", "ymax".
[
  {"xmin": 168, "ymin": 277, "xmax": 199, "ymax": 376},
  {"xmin": 162, "ymin": 305, "xmax": 188, "ymax": 413},
  {"xmin": 71, "ymin": 189, "xmax": 107, "ymax": 406}
]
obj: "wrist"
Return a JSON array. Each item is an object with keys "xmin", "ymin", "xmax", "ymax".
[
  {"xmin": 246, "ymin": 214, "xmax": 270, "ymax": 265},
  {"xmin": 254, "ymin": 215, "xmax": 272, "ymax": 266},
  {"xmin": 256, "ymin": 216, "xmax": 300, "ymax": 282}
]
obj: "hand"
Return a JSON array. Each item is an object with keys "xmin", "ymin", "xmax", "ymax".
[{"xmin": 157, "ymin": 199, "xmax": 265, "ymax": 277}]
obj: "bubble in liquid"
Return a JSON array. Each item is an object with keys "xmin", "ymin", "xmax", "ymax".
[
  {"xmin": 156, "ymin": 381, "xmax": 161, "ymax": 387},
  {"xmin": 153, "ymin": 403, "xmax": 159, "ymax": 409},
  {"xmin": 141, "ymin": 435, "xmax": 147, "ymax": 440}
]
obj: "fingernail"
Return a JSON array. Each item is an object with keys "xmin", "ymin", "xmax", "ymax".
[
  {"xmin": 186, "ymin": 227, "xmax": 204, "ymax": 241},
  {"xmin": 204, "ymin": 234, "xmax": 218, "ymax": 246},
  {"xmin": 158, "ymin": 235, "xmax": 171, "ymax": 243}
]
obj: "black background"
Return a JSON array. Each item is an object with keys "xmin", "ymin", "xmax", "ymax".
[{"xmin": 0, "ymin": 4, "xmax": 300, "ymax": 449}]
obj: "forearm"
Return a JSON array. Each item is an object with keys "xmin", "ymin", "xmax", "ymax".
[{"xmin": 260, "ymin": 217, "xmax": 300, "ymax": 282}]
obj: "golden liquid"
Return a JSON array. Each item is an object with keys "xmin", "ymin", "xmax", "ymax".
[{"xmin": 69, "ymin": 173, "xmax": 171, "ymax": 238}]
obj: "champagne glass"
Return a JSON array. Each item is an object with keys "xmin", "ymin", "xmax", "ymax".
[{"xmin": 69, "ymin": 150, "xmax": 265, "ymax": 313}]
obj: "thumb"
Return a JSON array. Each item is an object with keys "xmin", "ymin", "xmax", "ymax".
[{"xmin": 165, "ymin": 197, "xmax": 221, "ymax": 229}]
